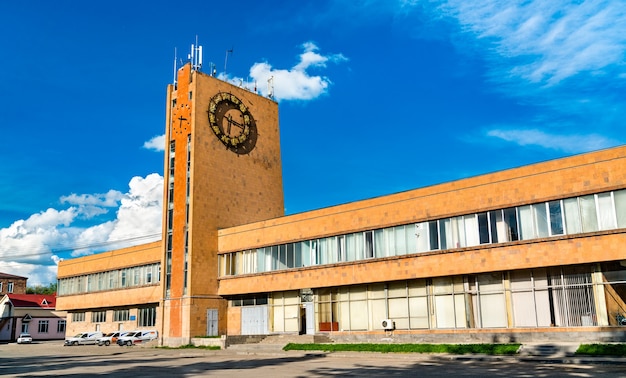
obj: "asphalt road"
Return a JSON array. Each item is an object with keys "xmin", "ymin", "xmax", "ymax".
[{"xmin": 1, "ymin": 341, "xmax": 625, "ymax": 377}]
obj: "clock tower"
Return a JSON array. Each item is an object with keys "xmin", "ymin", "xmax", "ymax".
[{"xmin": 161, "ymin": 61, "xmax": 284, "ymax": 346}]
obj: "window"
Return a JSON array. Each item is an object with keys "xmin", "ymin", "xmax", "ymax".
[
  {"xmin": 0, "ymin": 282, "xmax": 3, "ymax": 292},
  {"xmin": 219, "ymin": 189, "xmax": 626, "ymax": 277},
  {"xmin": 38, "ymin": 320, "xmax": 49, "ymax": 333},
  {"xmin": 364, "ymin": 231, "xmax": 374, "ymax": 258},
  {"xmin": 549, "ymin": 201, "xmax": 564, "ymax": 235},
  {"xmin": 7, "ymin": 282, "xmax": 13, "ymax": 293},
  {"xmin": 91, "ymin": 311, "xmax": 106, "ymax": 323},
  {"xmin": 21, "ymin": 323, "xmax": 28, "ymax": 333},
  {"xmin": 72, "ymin": 312, "xmax": 85, "ymax": 322},
  {"xmin": 114, "ymin": 309, "xmax": 130, "ymax": 322},
  {"xmin": 138, "ymin": 306, "xmax": 157, "ymax": 327},
  {"xmin": 57, "ymin": 320, "xmax": 66, "ymax": 333}
]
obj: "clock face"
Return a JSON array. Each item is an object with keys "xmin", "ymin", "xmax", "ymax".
[
  {"xmin": 172, "ymin": 103, "xmax": 191, "ymax": 135},
  {"xmin": 208, "ymin": 92, "xmax": 257, "ymax": 154}
]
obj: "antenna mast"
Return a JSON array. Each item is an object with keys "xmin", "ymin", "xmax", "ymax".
[
  {"xmin": 268, "ymin": 76, "xmax": 274, "ymax": 99},
  {"xmin": 224, "ymin": 47, "xmax": 233, "ymax": 76},
  {"xmin": 189, "ymin": 35, "xmax": 203, "ymax": 72},
  {"xmin": 173, "ymin": 47, "xmax": 178, "ymax": 87}
]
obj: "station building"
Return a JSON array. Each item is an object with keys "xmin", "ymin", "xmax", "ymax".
[{"xmin": 56, "ymin": 61, "xmax": 626, "ymax": 345}]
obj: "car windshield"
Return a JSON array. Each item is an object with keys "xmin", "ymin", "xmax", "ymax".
[
  {"xmin": 73, "ymin": 333, "xmax": 83, "ymax": 337},
  {"xmin": 20, "ymin": 333, "xmax": 30, "ymax": 337},
  {"xmin": 104, "ymin": 333, "xmax": 114, "ymax": 337}
]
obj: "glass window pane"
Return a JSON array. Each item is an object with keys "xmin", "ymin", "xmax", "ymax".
[
  {"xmin": 374, "ymin": 229, "xmax": 385, "ymax": 258},
  {"xmin": 489, "ymin": 211, "xmax": 499, "ymax": 243},
  {"xmin": 518, "ymin": 205, "xmax": 534, "ymax": 240},
  {"xmin": 533, "ymin": 204, "xmax": 549, "ymax": 238},
  {"xmin": 464, "ymin": 214, "xmax": 479, "ymax": 247},
  {"xmin": 364, "ymin": 232, "xmax": 374, "ymax": 258},
  {"xmin": 615, "ymin": 189, "xmax": 626, "ymax": 228},
  {"xmin": 439, "ymin": 219, "xmax": 450, "ymax": 250},
  {"xmin": 345, "ymin": 233, "xmax": 357, "ymax": 261},
  {"xmin": 394, "ymin": 226, "xmax": 407, "ymax": 255},
  {"xmin": 597, "ymin": 192, "xmax": 616, "ymax": 230},
  {"xmin": 580, "ymin": 195, "xmax": 599, "ymax": 232},
  {"xmin": 478, "ymin": 212, "xmax": 490, "ymax": 244},
  {"xmin": 563, "ymin": 198, "xmax": 582, "ymax": 234},
  {"xmin": 549, "ymin": 200, "xmax": 564, "ymax": 235},
  {"xmin": 428, "ymin": 221, "xmax": 439, "ymax": 250},
  {"xmin": 405, "ymin": 225, "xmax": 417, "ymax": 254},
  {"xmin": 503, "ymin": 207, "xmax": 519, "ymax": 241},
  {"xmin": 415, "ymin": 223, "xmax": 429, "ymax": 252}
]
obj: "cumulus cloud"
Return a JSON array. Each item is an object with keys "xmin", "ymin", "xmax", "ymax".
[
  {"xmin": 225, "ymin": 42, "xmax": 348, "ymax": 101},
  {"xmin": 106, "ymin": 173, "xmax": 163, "ymax": 245},
  {"xmin": 143, "ymin": 134, "xmax": 166, "ymax": 151},
  {"xmin": 0, "ymin": 261, "xmax": 58, "ymax": 287},
  {"xmin": 0, "ymin": 174, "xmax": 163, "ymax": 285},
  {"xmin": 487, "ymin": 128, "xmax": 620, "ymax": 153}
]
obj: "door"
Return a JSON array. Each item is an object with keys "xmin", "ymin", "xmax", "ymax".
[
  {"xmin": 206, "ymin": 309, "xmax": 218, "ymax": 336},
  {"xmin": 305, "ymin": 302, "xmax": 315, "ymax": 335},
  {"xmin": 241, "ymin": 306, "xmax": 268, "ymax": 335}
]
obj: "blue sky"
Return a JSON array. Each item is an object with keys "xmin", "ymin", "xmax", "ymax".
[{"xmin": 1, "ymin": 0, "xmax": 625, "ymax": 286}]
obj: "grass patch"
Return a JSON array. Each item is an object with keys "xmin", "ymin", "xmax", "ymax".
[
  {"xmin": 576, "ymin": 344, "xmax": 626, "ymax": 356},
  {"xmin": 283, "ymin": 343, "xmax": 521, "ymax": 355}
]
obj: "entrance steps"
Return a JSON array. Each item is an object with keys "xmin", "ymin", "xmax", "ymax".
[
  {"xmin": 225, "ymin": 334, "xmax": 333, "ymax": 351},
  {"xmin": 518, "ymin": 343, "xmax": 579, "ymax": 357}
]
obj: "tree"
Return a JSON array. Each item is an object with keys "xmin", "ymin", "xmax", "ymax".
[{"xmin": 26, "ymin": 282, "xmax": 57, "ymax": 295}]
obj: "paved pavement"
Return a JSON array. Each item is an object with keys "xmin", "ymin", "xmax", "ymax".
[{"xmin": 1, "ymin": 340, "xmax": 625, "ymax": 377}]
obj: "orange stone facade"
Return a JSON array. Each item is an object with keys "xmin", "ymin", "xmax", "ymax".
[
  {"xmin": 56, "ymin": 242, "xmax": 162, "ymax": 336},
  {"xmin": 56, "ymin": 61, "xmax": 626, "ymax": 345}
]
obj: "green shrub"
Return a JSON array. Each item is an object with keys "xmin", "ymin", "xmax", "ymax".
[{"xmin": 576, "ymin": 344, "xmax": 626, "ymax": 356}]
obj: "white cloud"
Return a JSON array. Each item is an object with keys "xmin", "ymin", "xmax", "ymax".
[
  {"xmin": 0, "ymin": 208, "xmax": 79, "ymax": 264},
  {"xmin": 224, "ymin": 42, "xmax": 348, "ymax": 101},
  {"xmin": 487, "ymin": 128, "xmax": 619, "ymax": 153},
  {"xmin": 0, "ymin": 174, "xmax": 163, "ymax": 286},
  {"xmin": 143, "ymin": 134, "xmax": 166, "ymax": 151},
  {"xmin": 0, "ymin": 261, "xmax": 58, "ymax": 287},
  {"xmin": 437, "ymin": 0, "xmax": 626, "ymax": 86},
  {"xmin": 106, "ymin": 173, "xmax": 163, "ymax": 245}
]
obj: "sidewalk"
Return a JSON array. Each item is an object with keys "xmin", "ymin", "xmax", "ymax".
[{"xmin": 223, "ymin": 341, "xmax": 626, "ymax": 365}]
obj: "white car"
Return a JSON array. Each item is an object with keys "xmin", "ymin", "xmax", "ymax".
[
  {"xmin": 17, "ymin": 333, "xmax": 32, "ymax": 344},
  {"xmin": 64, "ymin": 331, "xmax": 103, "ymax": 346},
  {"xmin": 116, "ymin": 330, "xmax": 158, "ymax": 346},
  {"xmin": 97, "ymin": 331, "xmax": 128, "ymax": 346}
]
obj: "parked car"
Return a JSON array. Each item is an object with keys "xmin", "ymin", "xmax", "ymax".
[
  {"xmin": 64, "ymin": 331, "xmax": 103, "ymax": 346},
  {"xmin": 97, "ymin": 331, "xmax": 127, "ymax": 346},
  {"xmin": 116, "ymin": 330, "xmax": 158, "ymax": 346},
  {"xmin": 17, "ymin": 333, "xmax": 32, "ymax": 344}
]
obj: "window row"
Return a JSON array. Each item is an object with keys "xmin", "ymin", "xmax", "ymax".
[
  {"xmin": 21, "ymin": 319, "xmax": 65, "ymax": 334},
  {"xmin": 58, "ymin": 263, "xmax": 160, "ymax": 296},
  {"xmin": 219, "ymin": 189, "xmax": 626, "ymax": 276},
  {"xmin": 69, "ymin": 306, "xmax": 157, "ymax": 327},
  {"xmin": 0, "ymin": 282, "xmax": 14, "ymax": 293},
  {"xmin": 257, "ymin": 263, "xmax": 626, "ymax": 333}
]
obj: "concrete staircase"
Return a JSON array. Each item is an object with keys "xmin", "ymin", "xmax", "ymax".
[
  {"xmin": 226, "ymin": 334, "xmax": 333, "ymax": 352},
  {"xmin": 518, "ymin": 343, "xmax": 579, "ymax": 357}
]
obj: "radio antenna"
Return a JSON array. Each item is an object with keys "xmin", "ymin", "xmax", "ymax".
[
  {"xmin": 224, "ymin": 47, "xmax": 233, "ymax": 76},
  {"xmin": 173, "ymin": 47, "xmax": 178, "ymax": 87},
  {"xmin": 268, "ymin": 76, "xmax": 274, "ymax": 99},
  {"xmin": 188, "ymin": 35, "xmax": 203, "ymax": 72}
]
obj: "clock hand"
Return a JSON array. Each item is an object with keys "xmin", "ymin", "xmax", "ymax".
[{"xmin": 225, "ymin": 115, "xmax": 244, "ymax": 134}]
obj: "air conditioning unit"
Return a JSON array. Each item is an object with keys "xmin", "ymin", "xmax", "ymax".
[{"xmin": 381, "ymin": 319, "xmax": 394, "ymax": 330}]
